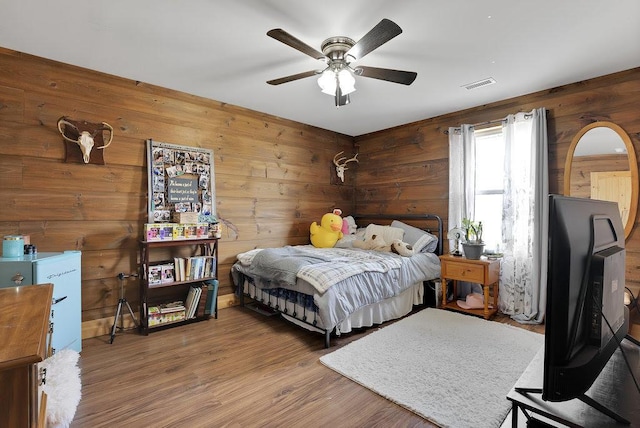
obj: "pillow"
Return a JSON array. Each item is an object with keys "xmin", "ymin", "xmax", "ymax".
[
  {"xmin": 364, "ymin": 224, "xmax": 404, "ymax": 244},
  {"xmin": 390, "ymin": 220, "xmax": 438, "ymax": 253},
  {"xmin": 335, "ymin": 234, "xmax": 357, "ymax": 248}
]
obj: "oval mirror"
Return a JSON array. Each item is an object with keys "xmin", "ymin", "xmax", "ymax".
[{"xmin": 564, "ymin": 121, "xmax": 638, "ymax": 239}]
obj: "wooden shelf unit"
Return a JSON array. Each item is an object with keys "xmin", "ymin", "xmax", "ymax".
[
  {"xmin": 139, "ymin": 238, "xmax": 219, "ymax": 335},
  {"xmin": 439, "ymin": 254, "xmax": 501, "ymax": 319}
]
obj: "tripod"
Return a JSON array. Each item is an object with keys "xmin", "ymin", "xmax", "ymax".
[{"xmin": 110, "ymin": 272, "xmax": 139, "ymax": 344}]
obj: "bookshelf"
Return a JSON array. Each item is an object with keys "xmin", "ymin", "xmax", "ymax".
[{"xmin": 139, "ymin": 238, "xmax": 219, "ymax": 335}]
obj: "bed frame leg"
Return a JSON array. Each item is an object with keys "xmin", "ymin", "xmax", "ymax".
[
  {"xmin": 324, "ymin": 330, "xmax": 331, "ymax": 348},
  {"xmin": 238, "ymin": 274, "xmax": 245, "ymax": 307}
]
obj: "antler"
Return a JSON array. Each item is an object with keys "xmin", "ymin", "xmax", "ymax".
[
  {"xmin": 95, "ymin": 122, "xmax": 114, "ymax": 149},
  {"xmin": 57, "ymin": 116, "xmax": 81, "ymax": 143},
  {"xmin": 333, "ymin": 151, "xmax": 359, "ymax": 168}
]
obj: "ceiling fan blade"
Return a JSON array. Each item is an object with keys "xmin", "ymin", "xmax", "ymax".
[
  {"xmin": 267, "ymin": 29, "xmax": 325, "ymax": 60},
  {"xmin": 346, "ymin": 19, "xmax": 402, "ymax": 61},
  {"xmin": 267, "ymin": 70, "xmax": 318, "ymax": 85},
  {"xmin": 355, "ymin": 66, "xmax": 417, "ymax": 85}
]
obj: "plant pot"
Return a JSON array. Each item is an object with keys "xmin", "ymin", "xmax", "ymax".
[{"xmin": 462, "ymin": 242, "xmax": 485, "ymax": 260}]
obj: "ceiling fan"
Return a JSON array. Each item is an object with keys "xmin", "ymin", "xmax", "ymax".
[{"xmin": 266, "ymin": 19, "xmax": 417, "ymax": 107}]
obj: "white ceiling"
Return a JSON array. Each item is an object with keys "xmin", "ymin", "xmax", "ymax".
[{"xmin": 1, "ymin": 0, "xmax": 639, "ymax": 137}]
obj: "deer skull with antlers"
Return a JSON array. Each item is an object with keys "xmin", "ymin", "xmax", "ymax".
[
  {"xmin": 333, "ymin": 151, "xmax": 359, "ymax": 183},
  {"xmin": 57, "ymin": 117, "xmax": 114, "ymax": 164}
]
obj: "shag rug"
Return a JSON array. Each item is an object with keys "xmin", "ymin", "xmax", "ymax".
[
  {"xmin": 320, "ymin": 308, "xmax": 543, "ymax": 428},
  {"xmin": 39, "ymin": 349, "xmax": 82, "ymax": 428}
]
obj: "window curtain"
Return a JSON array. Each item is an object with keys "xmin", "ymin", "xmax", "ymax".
[
  {"xmin": 448, "ymin": 108, "xmax": 548, "ymax": 324},
  {"xmin": 500, "ymin": 108, "xmax": 548, "ymax": 324},
  {"xmin": 448, "ymin": 124, "xmax": 476, "ymax": 297}
]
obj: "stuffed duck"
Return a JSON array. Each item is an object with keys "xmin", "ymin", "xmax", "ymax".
[{"xmin": 310, "ymin": 209, "xmax": 344, "ymax": 248}]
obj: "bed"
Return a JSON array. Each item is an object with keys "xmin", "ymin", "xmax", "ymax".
[{"xmin": 231, "ymin": 214, "xmax": 443, "ymax": 347}]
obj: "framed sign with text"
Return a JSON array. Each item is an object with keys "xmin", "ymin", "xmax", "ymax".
[{"xmin": 146, "ymin": 139, "xmax": 216, "ymax": 223}]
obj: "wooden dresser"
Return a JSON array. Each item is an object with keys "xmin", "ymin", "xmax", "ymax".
[{"xmin": 0, "ymin": 283, "xmax": 53, "ymax": 428}]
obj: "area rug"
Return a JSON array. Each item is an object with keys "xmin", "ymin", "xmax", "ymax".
[
  {"xmin": 39, "ymin": 349, "xmax": 82, "ymax": 428},
  {"xmin": 320, "ymin": 308, "xmax": 544, "ymax": 428}
]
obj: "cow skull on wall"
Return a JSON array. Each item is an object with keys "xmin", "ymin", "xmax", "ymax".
[
  {"xmin": 57, "ymin": 116, "xmax": 114, "ymax": 164},
  {"xmin": 333, "ymin": 151, "xmax": 359, "ymax": 183}
]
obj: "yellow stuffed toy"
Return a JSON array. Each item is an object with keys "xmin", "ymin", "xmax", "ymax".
[{"xmin": 310, "ymin": 209, "xmax": 344, "ymax": 248}]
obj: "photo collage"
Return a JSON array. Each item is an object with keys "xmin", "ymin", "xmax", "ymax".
[{"xmin": 148, "ymin": 141, "xmax": 215, "ymax": 223}]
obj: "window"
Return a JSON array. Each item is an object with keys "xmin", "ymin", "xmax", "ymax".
[{"xmin": 473, "ymin": 126, "xmax": 504, "ymax": 252}]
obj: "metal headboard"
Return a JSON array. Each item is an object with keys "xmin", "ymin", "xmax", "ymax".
[{"xmin": 351, "ymin": 214, "xmax": 443, "ymax": 256}]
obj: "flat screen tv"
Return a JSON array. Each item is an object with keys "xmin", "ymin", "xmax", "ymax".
[{"xmin": 543, "ymin": 194, "xmax": 629, "ymax": 409}]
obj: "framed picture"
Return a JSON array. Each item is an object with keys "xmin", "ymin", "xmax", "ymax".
[{"xmin": 146, "ymin": 139, "xmax": 216, "ymax": 223}]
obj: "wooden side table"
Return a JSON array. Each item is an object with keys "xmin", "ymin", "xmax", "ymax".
[{"xmin": 439, "ymin": 254, "xmax": 500, "ymax": 319}]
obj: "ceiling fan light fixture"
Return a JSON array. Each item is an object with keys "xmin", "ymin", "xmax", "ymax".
[
  {"xmin": 318, "ymin": 70, "xmax": 337, "ymax": 95},
  {"xmin": 338, "ymin": 69, "xmax": 356, "ymax": 95},
  {"xmin": 318, "ymin": 69, "xmax": 356, "ymax": 97}
]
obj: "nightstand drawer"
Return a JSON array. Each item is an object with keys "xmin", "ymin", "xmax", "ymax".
[{"xmin": 441, "ymin": 261, "xmax": 485, "ymax": 283}]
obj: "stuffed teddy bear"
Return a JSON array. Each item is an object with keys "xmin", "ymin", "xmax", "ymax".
[
  {"xmin": 353, "ymin": 235, "xmax": 415, "ymax": 257},
  {"xmin": 390, "ymin": 239, "xmax": 415, "ymax": 257},
  {"xmin": 341, "ymin": 215, "xmax": 357, "ymax": 235},
  {"xmin": 353, "ymin": 234, "xmax": 390, "ymax": 252},
  {"xmin": 310, "ymin": 209, "xmax": 344, "ymax": 248}
]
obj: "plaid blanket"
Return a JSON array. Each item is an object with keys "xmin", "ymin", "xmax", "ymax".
[
  {"xmin": 238, "ymin": 245, "xmax": 402, "ymax": 294},
  {"xmin": 296, "ymin": 247, "xmax": 402, "ymax": 293}
]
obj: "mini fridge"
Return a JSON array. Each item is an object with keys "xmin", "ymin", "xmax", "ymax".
[{"xmin": 0, "ymin": 251, "xmax": 82, "ymax": 353}]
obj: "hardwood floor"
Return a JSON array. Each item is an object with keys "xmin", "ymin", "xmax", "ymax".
[{"xmin": 72, "ymin": 307, "xmax": 543, "ymax": 427}]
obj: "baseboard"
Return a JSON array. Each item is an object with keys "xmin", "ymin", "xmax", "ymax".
[{"xmin": 81, "ymin": 294, "xmax": 240, "ymax": 339}]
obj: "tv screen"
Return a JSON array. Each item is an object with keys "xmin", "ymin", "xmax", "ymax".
[{"xmin": 544, "ymin": 194, "xmax": 628, "ymax": 402}]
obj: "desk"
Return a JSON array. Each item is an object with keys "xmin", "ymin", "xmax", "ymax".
[
  {"xmin": 506, "ymin": 339, "xmax": 640, "ymax": 427},
  {"xmin": 439, "ymin": 254, "xmax": 500, "ymax": 319}
]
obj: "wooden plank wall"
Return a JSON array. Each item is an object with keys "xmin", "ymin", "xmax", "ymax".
[
  {"xmin": 2, "ymin": 46, "xmax": 639, "ymax": 337},
  {"xmin": 354, "ymin": 67, "xmax": 640, "ymax": 295},
  {"xmin": 0, "ymin": 48, "xmax": 355, "ymax": 337}
]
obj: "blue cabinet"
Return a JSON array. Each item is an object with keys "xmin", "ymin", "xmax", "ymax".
[{"xmin": 0, "ymin": 251, "xmax": 82, "ymax": 353}]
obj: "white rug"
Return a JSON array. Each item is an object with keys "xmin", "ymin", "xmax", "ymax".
[
  {"xmin": 39, "ymin": 349, "xmax": 82, "ymax": 428},
  {"xmin": 320, "ymin": 308, "xmax": 544, "ymax": 428}
]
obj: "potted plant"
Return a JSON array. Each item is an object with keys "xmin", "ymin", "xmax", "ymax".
[{"xmin": 461, "ymin": 218, "xmax": 485, "ymax": 260}]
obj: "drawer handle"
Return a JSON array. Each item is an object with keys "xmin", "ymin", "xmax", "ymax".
[
  {"xmin": 11, "ymin": 273, "xmax": 24, "ymax": 285},
  {"xmin": 39, "ymin": 367, "xmax": 47, "ymax": 386},
  {"xmin": 53, "ymin": 296, "xmax": 68, "ymax": 305}
]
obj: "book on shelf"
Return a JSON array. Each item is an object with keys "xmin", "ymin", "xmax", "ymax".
[
  {"xmin": 204, "ymin": 279, "xmax": 219, "ymax": 317},
  {"xmin": 192, "ymin": 287, "xmax": 202, "ymax": 318},
  {"xmin": 172, "ymin": 255, "xmax": 215, "ymax": 281},
  {"xmin": 196, "ymin": 284, "xmax": 208, "ymax": 318},
  {"xmin": 184, "ymin": 285, "xmax": 202, "ymax": 319}
]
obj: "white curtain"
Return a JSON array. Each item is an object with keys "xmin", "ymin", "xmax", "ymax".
[
  {"xmin": 448, "ymin": 108, "xmax": 548, "ymax": 324},
  {"xmin": 500, "ymin": 108, "xmax": 548, "ymax": 323},
  {"xmin": 448, "ymin": 124, "xmax": 476, "ymax": 296}
]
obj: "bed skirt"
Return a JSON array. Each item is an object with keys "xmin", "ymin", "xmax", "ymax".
[{"xmin": 238, "ymin": 273, "xmax": 425, "ymax": 347}]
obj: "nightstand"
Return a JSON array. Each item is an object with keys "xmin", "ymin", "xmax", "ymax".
[{"xmin": 439, "ymin": 254, "xmax": 500, "ymax": 319}]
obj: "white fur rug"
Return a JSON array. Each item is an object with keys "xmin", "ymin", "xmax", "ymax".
[
  {"xmin": 320, "ymin": 308, "xmax": 543, "ymax": 428},
  {"xmin": 39, "ymin": 349, "xmax": 82, "ymax": 428}
]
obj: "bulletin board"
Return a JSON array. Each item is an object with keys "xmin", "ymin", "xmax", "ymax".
[{"xmin": 146, "ymin": 139, "xmax": 216, "ymax": 223}]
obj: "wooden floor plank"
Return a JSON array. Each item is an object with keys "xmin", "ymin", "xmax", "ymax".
[{"xmin": 71, "ymin": 306, "xmax": 551, "ymax": 427}]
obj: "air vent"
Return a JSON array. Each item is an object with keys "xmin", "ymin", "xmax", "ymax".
[{"xmin": 462, "ymin": 77, "xmax": 496, "ymax": 90}]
